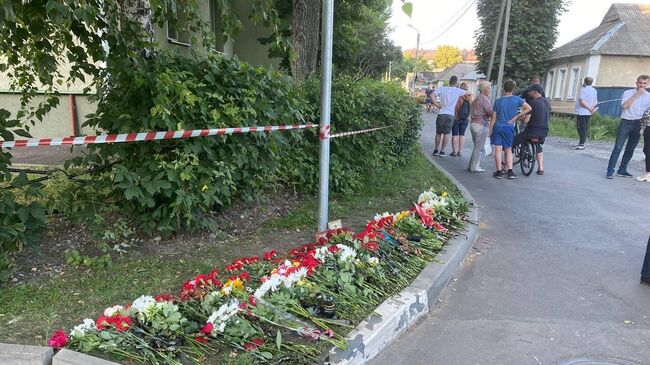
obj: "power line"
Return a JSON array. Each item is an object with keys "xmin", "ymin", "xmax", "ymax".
[
  {"xmin": 420, "ymin": 0, "xmax": 477, "ymax": 46},
  {"xmin": 418, "ymin": 0, "xmax": 475, "ymax": 43}
]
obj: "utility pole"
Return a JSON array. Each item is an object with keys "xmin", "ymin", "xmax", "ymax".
[
  {"xmin": 317, "ymin": 0, "xmax": 334, "ymax": 232},
  {"xmin": 486, "ymin": 0, "xmax": 507, "ymax": 83},
  {"xmin": 495, "ymin": 0, "xmax": 512, "ymax": 98},
  {"xmin": 408, "ymin": 25, "xmax": 420, "ymax": 91}
]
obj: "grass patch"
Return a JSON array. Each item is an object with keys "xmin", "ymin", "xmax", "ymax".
[
  {"xmin": 549, "ymin": 113, "xmax": 620, "ymax": 141},
  {"xmin": 0, "ymin": 150, "xmax": 456, "ymax": 348}
]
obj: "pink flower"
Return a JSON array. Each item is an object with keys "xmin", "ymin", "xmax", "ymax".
[
  {"xmin": 200, "ymin": 322, "xmax": 213, "ymax": 335},
  {"xmin": 48, "ymin": 330, "xmax": 68, "ymax": 348}
]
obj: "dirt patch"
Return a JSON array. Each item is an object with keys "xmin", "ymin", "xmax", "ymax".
[{"xmin": 6, "ymin": 190, "xmax": 315, "ymax": 287}]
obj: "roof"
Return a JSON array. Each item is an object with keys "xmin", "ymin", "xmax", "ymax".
[
  {"xmin": 548, "ymin": 3, "xmax": 650, "ymax": 60},
  {"xmin": 433, "ymin": 62, "xmax": 478, "ymax": 83},
  {"xmin": 460, "ymin": 70, "xmax": 486, "ymax": 81}
]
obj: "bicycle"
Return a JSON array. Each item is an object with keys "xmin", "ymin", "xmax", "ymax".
[{"xmin": 513, "ymin": 136, "xmax": 541, "ymax": 176}]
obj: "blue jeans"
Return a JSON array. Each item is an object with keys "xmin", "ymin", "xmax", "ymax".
[
  {"xmin": 607, "ymin": 119, "xmax": 641, "ymax": 175},
  {"xmin": 642, "ymin": 236, "xmax": 650, "ymax": 280}
]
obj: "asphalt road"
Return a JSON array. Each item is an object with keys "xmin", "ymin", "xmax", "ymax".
[{"xmin": 371, "ymin": 112, "xmax": 650, "ymax": 365}]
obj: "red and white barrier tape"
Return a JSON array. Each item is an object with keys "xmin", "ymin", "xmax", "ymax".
[
  {"xmin": 327, "ymin": 125, "xmax": 393, "ymax": 139},
  {"xmin": 0, "ymin": 124, "xmax": 319, "ymax": 148}
]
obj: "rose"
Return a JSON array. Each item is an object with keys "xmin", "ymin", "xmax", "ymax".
[
  {"xmin": 48, "ymin": 330, "xmax": 69, "ymax": 348},
  {"xmin": 243, "ymin": 337, "xmax": 265, "ymax": 350},
  {"xmin": 200, "ymin": 322, "xmax": 213, "ymax": 335}
]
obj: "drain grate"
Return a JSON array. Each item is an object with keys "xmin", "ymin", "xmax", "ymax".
[{"xmin": 558, "ymin": 356, "xmax": 643, "ymax": 365}]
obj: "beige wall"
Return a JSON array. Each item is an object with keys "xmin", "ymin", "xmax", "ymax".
[
  {"xmin": 545, "ymin": 57, "xmax": 588, "ymax": 115},
  {"xmin": 0, "ymin": 94, "xmax": 95, "ymax": 139},
  {"xmin": 598, "ymin": 56, "xmax": 650, "ymax": 87}
]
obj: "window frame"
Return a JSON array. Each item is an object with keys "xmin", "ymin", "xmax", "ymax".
[
  {"xmin": 546, "ymin": 70, "xmax": 555, "ymax": 98},
  {"xmin": 166, "ymin": 3, "xmax": 191, "ymax": 47},
  {"xmin": 566, "ymin": 66, "xmax": 581, "ymax": 101},
  {"xmin": 554, "ymin": 68, "xmax": 567, "ymax": 100}
]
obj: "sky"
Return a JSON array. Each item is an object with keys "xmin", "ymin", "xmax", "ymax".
[{"xmin": 389, "ymin": 0, "xmax": 650, "ymax": 51}]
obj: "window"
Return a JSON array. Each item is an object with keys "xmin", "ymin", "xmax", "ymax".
[
  {"xmin": 546, "ymin": 70, "xmax": 555, "ymax": 97},
  {"xmin": 567, "ymin": 66, "xmax": 580, "ymax": 100},
  {"xmin": 555, "ymin": 68, "xmax": 567, "ymax": 99},
  {"xmin": 167, "ymin": 2, "xmax": 190, "ymax": 46}
]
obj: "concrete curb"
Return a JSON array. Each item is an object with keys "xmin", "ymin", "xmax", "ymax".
[
  {"xmin": 327, "ymin": 152, "xmax": 479, "ymax": 365},
  {"xmin": 0, "ymin": 343, "xmax": 120, "ymax": 365}
]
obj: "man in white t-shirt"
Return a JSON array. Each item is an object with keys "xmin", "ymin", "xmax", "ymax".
[
  {"xmin": 606, "ymin": 74, "xmax": 650, "ymax": 179},
  {"xmin": 432, "ymin": 76, "xmax": 469, "ymax": 157},
  {"xmin": 573, "ymin": 77, "xmax": 598, "ymax": 150}
]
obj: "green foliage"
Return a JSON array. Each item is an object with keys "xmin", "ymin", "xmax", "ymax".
[
  {"xmin": 475, "ymin": 0, "xmax": 567, "ymax": 89},
  {"xmin": 293, "ymin": 76, "xmax": 423, "ymax": 193},
  {"xmin": 549, "ymin": 113, "xmax": 619, "ymax": 141},
  {"xmin": 433, "ymin": 45, "xmax": 462, "ymax": 70}
]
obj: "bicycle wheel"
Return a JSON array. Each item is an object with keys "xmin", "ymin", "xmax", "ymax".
[{"xmin": 520, "ymin": 142, "xmax": 536, "ymax": 176}]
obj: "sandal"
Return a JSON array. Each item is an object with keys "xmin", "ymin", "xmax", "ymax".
[
  {"xmin": 537, "ymin": 170, "xmax": 544, "ymax": 175},
  {"xmin": 457, "ymin": 152, "xmax": 462, "ymax": 157}
]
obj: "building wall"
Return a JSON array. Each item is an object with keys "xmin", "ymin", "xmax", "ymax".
[
  {"xmin": 544, "ymin": 57, "xmax": 588, "ymax": 115},
  {"xmin": 597, "ymin": 56, "xmax": 650, "ymax": 87},
  {"xmin": 0, "ymin": 0, "xmax": 281, "ymax": 140}
]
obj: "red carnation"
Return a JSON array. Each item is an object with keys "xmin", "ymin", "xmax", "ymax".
[
  {"xmin": 115, "ymin": 316, "xmax": 132, "ymax": 332},
  {"xmin": 155, "ymin": 293, "xmax": 172, "ymax": 302},
  {"xmin": 195, "ymin": 335, "xmax": 209, "ymax": 343},
  {"xmin": 200, "ymin": 322, "xmax": 214, "ymax": 335},
  {"xmin": 238, "ymin": 272, "xmax": 251, "ymax": 282},
  {"xmin": 327, "ymin": 245, "xmax": 340, "ymax": 253},
  {"xmin": 244, "ymin": 337, "xmax": 266, "ymax": 351},
  {"xmin": 263, "ymin": 250, "xmax": 277, "ymax": 261},
  {"xmin": 364, "ymin": 241, "xmax": 379, "ymax": 252},
  {"xmin": 248, "ymin": 295, "xmax": 257, "ymax": 307},
  {"xmin": 48, "ymin": 330, "xmax": 69, "ymax": 349},
  {"xmin": 96, "ymin": 315, "xmax": 112, "ymax": 330}
]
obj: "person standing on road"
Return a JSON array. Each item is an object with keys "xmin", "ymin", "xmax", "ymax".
[
  {"xmin": 606, "ymin": 74, "xmax": 650, "ymax": 179},
  {"xmin": 467, "ymin": 82, "xmax": 493, "ymax": 172},
  {"xmin": 451, "ymin": 82, "xmax": 472, "ymax": 157},
  {"xmin": 635, "ymin": 106, "xmax": 650, "ymax": 182},
  {"xmin": 514, "ymin": 84, "xmax": 550, "ymax": 175},
  {"xmin": 574, "ymin": 77, "xmax": 598, "ymax": 150},
  {"xmin": 490, "ymin": 80, "xmax": 531, "ymax": 179},
  {"xmin": 642, "ymin": 236, "xmax": 650, "ymax": 286},
  {"xmin": 433, "ymin": 76, "xmax": 469, "ymax": 157},
  {"xmin": 425, "ymin": 84, "xmax": 435, "ymax": 113}
]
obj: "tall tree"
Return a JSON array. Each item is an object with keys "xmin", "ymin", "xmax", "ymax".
[
  {"xmin": 475, "ymin": 0, "xmax": 566, "ymax": 89},
  {"xmin": 433, "ymin": 45, "xmax": 462, "ymax": 70},
  {"xmin": 290, "ymin": 0, "xmax": 321, "ymax": 82}
]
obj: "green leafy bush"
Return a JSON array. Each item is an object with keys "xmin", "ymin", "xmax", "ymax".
[{"xmin": 549, "ymin": 113, "xmax": 619, "ymax": 141}]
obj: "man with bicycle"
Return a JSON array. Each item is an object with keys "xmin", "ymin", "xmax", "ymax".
[{"xmin": 513, "ymin": 84, "xmax": 550, "ymax": 175}]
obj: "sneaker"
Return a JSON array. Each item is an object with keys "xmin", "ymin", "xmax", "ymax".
[
  {"xmin": 493, "ymin": 171, "xmax": 503, "ymax": 179},
  {"xmin": 573, "ymin": 145, "xmax": 585, "ymax": 150},
  {"xmin": 606, "ymin": 173, "xmax": 614, "ymax": 179},
  {"xmin": 636, "ymin": 174, "xmax": 650, "ymax": 182},
  {"xmin": 507, "ymin": 171, "xmax": 517, "ymax": 179},
  {"xmin": 475, "ymin": 167, "xmax": 486, "ymax": 172},
  {"xmin": 457, "ymin": 152, "xmax": 462, "ymax": 157},
  {"xmin": 433, "ymin": 150, "xmax": 439, "ymax": 156},
  {"xmin": 450, "ymin": 152, "xmax": 457, "ymax": 156},
  {"xmin": 438, "ymin": 151, "xmax": 446, "ymax": 157},
  {"xmin": 616, "ymin": 171, "xmax": 633, "ymax": 178}
]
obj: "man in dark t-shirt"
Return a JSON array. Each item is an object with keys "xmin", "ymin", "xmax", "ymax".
[{"xmin": 515, "ymin": 83, "xmax": 549, "ymax": 175}]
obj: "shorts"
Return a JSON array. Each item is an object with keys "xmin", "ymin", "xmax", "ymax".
[
  {"xmin": 514, "ymin": 129, "xmax": 546, "ymax": 152},
  {"xmin": 452, "ymin": 120, "xmax": 468, "ymax": 136},
  {"xmin": 425, "ymin": 98, "xmax": 432, "ymax": 105},
  {"xmin": 491, "ymin": 124, "xmax": 515, "ymax": 148},
  {"xmin": 436, "ymin": 114, "xmax": 454, "ymax": 135}
]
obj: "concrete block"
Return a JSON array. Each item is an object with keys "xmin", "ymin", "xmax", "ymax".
[
  {"xmin": 53, "ymin": 349, "xmax": 121, "ymax": 365},
  {"xmin": 0, "ymin": 343, "xmax": 53, "ymax": 365}
]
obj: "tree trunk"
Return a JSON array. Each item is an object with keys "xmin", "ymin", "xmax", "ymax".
[
  {"xmin": 122, "ymin": 0, "xmax": 155, "ymax": 57},
  {"xmin": 291, "ymin": 0, "xmax": 321, "ymax": 83}
]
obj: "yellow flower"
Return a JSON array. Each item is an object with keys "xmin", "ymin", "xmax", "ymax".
[
  {"xmin": 293, "ymin": 261, "xmax": 300, "ymax": 268},
  {"xmin": 442, "ymin": 192, "xmax": 448, "ymax": 197},
  {"xmin": 201, "ymin": 185, "xmax": 208, "ymax": 192},
  {"xmin": 395, "ymin": 210, "xmax": 410, "ymax": 222}
]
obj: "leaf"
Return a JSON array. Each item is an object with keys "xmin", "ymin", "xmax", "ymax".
[
  {"xmin": 401, "ymin": 2, "xmax": 413, "ymax": 18},
  {"xmin": 276, "ymin": 329, "xmax": 282, "ymax": 350}
]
